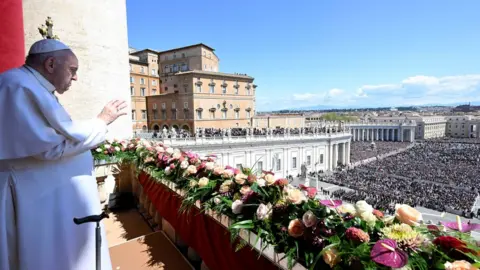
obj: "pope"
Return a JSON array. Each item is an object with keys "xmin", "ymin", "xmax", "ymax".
[{"xmin": 0, "ymin": 39, "xmax": 126, "ymax": 270}]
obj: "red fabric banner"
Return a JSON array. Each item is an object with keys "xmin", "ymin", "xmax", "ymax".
[
  {"xmin": 0, "ymin": 0, "xmax": 25, "ymax": 73},
  {"xmin": 138, "ymin": 172, "xmax": 278, "ymax": 270}
]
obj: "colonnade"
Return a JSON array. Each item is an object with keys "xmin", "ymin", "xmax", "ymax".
[{"xmin": 349, "ymin": 127, "xmax": 415, "ymax": 142}]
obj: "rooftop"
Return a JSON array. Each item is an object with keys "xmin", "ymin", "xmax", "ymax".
[
  {"xmin": 176, "ymin": 70, "xmax": 254, "ymax": 80},
  {"xmin": 158, "ymin": 43, "xmax": 215, "ymax": 54}
]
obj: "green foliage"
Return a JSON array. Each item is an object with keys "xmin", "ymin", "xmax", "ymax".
[{"xmin": 320, "ymin": 112, "xmax": 357, "ymax": 122}]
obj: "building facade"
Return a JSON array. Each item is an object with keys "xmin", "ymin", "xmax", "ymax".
[
  {"xmin": 346, "ymin": 122, "xmax": 416, "ymax": 142},
  {"xmin": 145, "ymin": 44, "xmax": 256, "ymax": 132},
  {"xmin": 371, "ymin": 116, "xmax": 446, "ymax": 139},
  {"xmin": 252, "ymin": 114, "xmax": 306, "ymax": 128},
  {"xmin": 129, "ymin": 49, "xmax": 160, "ymax": 132},
  {"xmin": 446, "ymin": 115, "xmax": 476, "ymax": 138},
  {"xmin": 23, "ymin": 0, "xmax": 132, "ymax": 138},
  {"xmin": 142, "ymin": 130, "xmax": 352, "ymax": 176}
]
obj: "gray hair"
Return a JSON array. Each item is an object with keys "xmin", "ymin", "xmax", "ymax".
[{"xmin": 25, "ymin": 49, "xmax": 72, "ymax": 67}]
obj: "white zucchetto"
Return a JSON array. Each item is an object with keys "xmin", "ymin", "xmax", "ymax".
[{"xmin": 28, "ymin": 39, "xmax": 71, "ymax": 55}]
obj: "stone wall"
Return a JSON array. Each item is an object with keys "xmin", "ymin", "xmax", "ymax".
[{"xmin": 23, "ymin": 0, "xmax": 132, "ymax": 139}]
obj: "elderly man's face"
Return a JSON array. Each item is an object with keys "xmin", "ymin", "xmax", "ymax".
[{"xmin": 46, "ymin": 51, "xmax": 78, "ymax": 94}]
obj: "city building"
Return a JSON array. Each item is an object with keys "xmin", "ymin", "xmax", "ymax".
[
  {"xmin": 146, "ymin": 44, "xmax": 256, "ymax": 132},
  {"xmin": 371, "ymin": 115, "xmax": 446, "ymax": 139},
  {"xmin": 446, "ymin": 115, "xmax": 477, "ymax": 138},
  {"xmin": 347, "ymin": 121, "xmax": 416, "ymax": 142},
  {"xmin": 129, "ymin": 49, "xmax": 159, "ymax": 132},
  {"xmin": 144, "ymin": 127, "xmax": 352, "ymax": 175}
]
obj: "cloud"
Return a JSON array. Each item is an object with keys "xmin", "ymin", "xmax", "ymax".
[{"xmin": 274, "ymin": 73, "xmax": 480, "ymax": 111}]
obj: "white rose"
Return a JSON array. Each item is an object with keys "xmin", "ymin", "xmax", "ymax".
[
  {"xmin": 185, "ymin": 165, "xmax": 197, "ymax": 175},
  {"xmin": 302, "ymin": 210, "xmax": 318, "ymax": 228},
  {"xmin": 180, "ymin": 160, "xmax": 189, "ymax": 169},
  {"xmin": 337, "ymin": 203, "xmax": 357, "ymax": 216},
  {"xmin": 205, "ymin": 162, "xmax": 215, "ymax": 171},
  {"xmin": 114, "ymin": 146, "xmax": 121, "ymax": 152},
  {"xmin": 166, "ymin": 147, "xmax": 174, "ymax": 155},
  {"xmin": 240, "ymin": 185, "xmax": 252, "ymax": 195},
  {"xmin": 287, "ymin": 189, "xmax": 307, "ymax": 205},
  {"xmin": 360, "ymin": 212, "xmax": 377, "ymax": 227},
  {"xmin": 222, "ymin": 169, "xmax": 234, "ymax": 178},
  {"xmin": 234, "ymin": 173, "xmax": 247, "ymax": 185},
  {"xmin": 155, "ymin": 146, "xmax": 165, "ymax": 153},
  {"xmin": 355, "ymin": 201, "xmax": 373, "ymax": 216},
  {"xmin": 189, "ymin": 180, "xmax": 198, "ymax": 188},
  {"xmin": 213, "ymin": 166, "xmax": 224, "ymax": 175},
  {"xmin": 257, "ymin": 178, "xmax": 266, "ymax": 187},
  {"xmin": 264, "ymin": 174, "xmax": 276, "ymax": 186},
  {"xmin": 172, "ymin": 152, "xmax": 181, "ymax": 159},
  {"xmin": 128, "ymin": 143, "xmax": 135, "ymax": 148},
  {"xmin": 198, "ymin": 177, "xmax": 209, "ymax": 188},
  {"xmin": 96, "ymin": 148, "xmax": 102, "ymax": 152},
  {"xmin": 165, "ymin": 167, "xmax": 172, "ymax": 175},
  {"xmin": 214, "ymin": 197, "xmax": 221, "ymax": 205},
  {"xmin": 104, "ymin": 144, "xmax": 111, "ymax": 149},
  {"xmin": 232, "ymin": 200, "xmax": 243, "ymax": 214},
  {"xmin": 256, "ymin": 203, "xmax": 272, "ymax": 220}
]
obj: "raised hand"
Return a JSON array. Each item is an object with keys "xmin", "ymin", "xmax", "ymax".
[{"xmin": 97, "ymin": 99, "xmax": 127, "ymax": 125}]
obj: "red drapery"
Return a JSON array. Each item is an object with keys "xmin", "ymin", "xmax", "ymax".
[
  {"xmin": 138, "ymin": 172, "xmax": 278, "ymax": 270},
  {"xmin": 0, "ymin": 0, "xmax": 25, "ymax": 73}
]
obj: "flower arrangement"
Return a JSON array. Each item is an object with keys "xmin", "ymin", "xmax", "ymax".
[{"xmin": 91, "ymin": 139, "xmax": 480, "ymax": 270}]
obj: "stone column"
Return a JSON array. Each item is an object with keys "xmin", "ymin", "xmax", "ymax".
[
  {"xmin": 345, "ymin": 142, "xmax": 350, "ymax": 164},
  {"xmin": 399, "ymin": 128, "xmax": 403, "ymax": 142},
  {"xmin": 341, "ymin": 143, "xmax": 346, "ymax": 165},
  {"xmin": 332, "ymin": 144, "xmax": 337, "ymax": 169},
  {"xmin": 329, "ymin": 143, "xmax": 334, "ymax": 171}
]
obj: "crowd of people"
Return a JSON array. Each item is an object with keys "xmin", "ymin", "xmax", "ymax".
[
  {"xmin": 349, "ymin": 141, "xmax": 412, "ymax": 163},
  {"xmin": 321, "ymin": 141, "xmax": 480, "ymax": 217}
]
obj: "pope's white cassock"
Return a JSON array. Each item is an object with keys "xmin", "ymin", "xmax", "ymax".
[{"xmin": 0, "ymin": 44, "xmax": 112, "ymax": 269}]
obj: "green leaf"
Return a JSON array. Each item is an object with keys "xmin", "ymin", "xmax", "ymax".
[{"xmin": 229, "ymin": 219, "xmax": 254, "ymax": 230}]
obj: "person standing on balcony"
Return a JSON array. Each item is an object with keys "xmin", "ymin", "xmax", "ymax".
[{"xmin": 0, "ymin": 39, "xmax": 126, "ymax": 270}]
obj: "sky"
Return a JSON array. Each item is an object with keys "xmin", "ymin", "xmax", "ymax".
[{"xmin": 126, "ymin": 0, "xmax": 480, "ymax": 111}]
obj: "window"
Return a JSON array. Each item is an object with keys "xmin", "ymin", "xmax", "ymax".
[
  {"xmin": 164, "ymin": 86, "xmax": 168, "ymax": 91},
  {"xmin": 151, "ymin": 89, "xmax": 157, "ymax": 95},
  {"xmin": 141, "ymin": 110, "xmax": 147, "ymax": 120},
  {"xmin": 235, "ymin": 111, "xmax": 239, "ymax": 119},
  {"xmin": 140, "ymin": 88, "xmax": 145, "ymax": 96},
  {"xmin": 246, "ymin": 111, "xmax": 251, "ymax": 118},
  {"xmin": 153, "ymin": 110, "xmax": 158, "ymax": 119},
  {"xmin": 129, "ymin": 65, "xmax": 132, "ymax": 71},
  {"xmin": 320, "ymin": 154, "xmax": 324, "ymax": 164},
  {"xmin": 292, "ymin": 157, "xmax": 297, "ymax": 169},
  {"xmin": 204, "ymin": 64, "xmax": 207, "ymax": 70},
  {"xmin": 130, "ymin": 86, "xmax": 134, "ymax": 96},
  {"xmin": 307, "ymin": 156, "xmax": 311, "ymax": 166},
  {"xmin": 151, "ymin": 69, "xmax": 156, "ymax": 76},
  {"xmin": 182, "ymin": 53, "xmax": 185, "ymax": 58},
  {"xmin": 222, "ymin": 86, "xmax": 227, "ymax": 94},
  {"xmin": 235, "ymin": 88, "xmax": 239, "ymax": 95},
  {"xmin": 162, "ymin": 111, "xmax": 166, "ymax": 120},
  {"xmin": 184, "ymin": 86, "xmax": 188, "ymax": 93},
  {"xmin": 173, "ymin": 53, "xmax": 176, "ymax": 59},
  {"xmin": 152, "ymin": 80, "xmax": 157, "ymax": 86},
  {"xmin": 140, "ymin": 78, "xmax": 145, "ymax": 85},
  {"xmin": 257, "ymin": 161, "xmax": 263, "ymax": 173},
  {"xmin": 173, "ymin": 64, "xmax": 178, "ymax": 72},
  {"xmin": 184, "ymin": 111, "xmax": 188, "ymax": 119},
  {"xmin": 210, "ymin": 111, "xmax": 215, "ymax": 119},
  {"xmin": 181, "ymin": 63, "xmax": 187, "ymax": 71},
  {"xmin": 222, "ymin": 111, "xmax": 227, "ymax": 119},
  {"xmin": 131, "ymin": 110, "xmax": 136, "ymax": 120},
  {"xmin": 184, "ymin": 102, "xmax": 188, "ymax": 108},
  {"xmin": 172, "ymin": 102, "xmax": 176, "ymax": 109},
  {"xmin": 197, "ymin": 110, "xmax": 202, "ymax": 119},
  {"xmin": 210, "ymin": 85, "xmax": 214, "ymax": 94},
  {"xmin": 164, "ymin": 65, "xmax": 169, "ymax": 73},
  {"xmin": 196, "ymin": 84, "xmax": 202, "ymax": 92},
  {"xmin": 172, "ymin": 110, "xmax": 177, "ymax": 120},
  {"xmin": 130, "ymin": 76, "xmax": 134, "ymax": 83},
  {"xmin": 140, "ymin": 67, "xmax": 144, "ymax": 73},
  {"xmin": 276, "ymin": 159, "xmax": 281, "ymax": 171}
]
